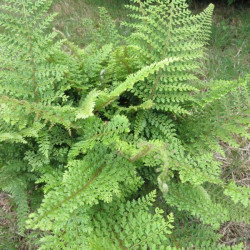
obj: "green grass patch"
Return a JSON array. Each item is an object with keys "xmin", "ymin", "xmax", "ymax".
[
  {"xmin": 207, "ymin": 7, "xmax": 250, "ymax": 80},
  {"xmin": 52, "ymin": 0, "xmax": 129, "ymax": 46},
  {"xmin": 52, "ymin": 1, "xmax": 249, "ymax": 80}
]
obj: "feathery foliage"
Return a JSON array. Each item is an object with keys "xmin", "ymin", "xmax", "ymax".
[{"xmin": 0, "ymin": 0, "xmax": 249, "ymax": 249}]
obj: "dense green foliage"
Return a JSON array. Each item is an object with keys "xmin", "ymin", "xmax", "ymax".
[{"xmin": 0, "ymin": 0, "xmax": 249, "ymax": 249}]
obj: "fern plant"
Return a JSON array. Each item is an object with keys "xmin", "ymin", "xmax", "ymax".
[{"xmin": 0, "ymin": 0, "xmax": 249, "ymax": 249}]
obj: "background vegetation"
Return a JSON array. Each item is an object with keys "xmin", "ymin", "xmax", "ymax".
[{"xmin": 51, "ymin": 0, "xmax": 249, "ymax": 81}]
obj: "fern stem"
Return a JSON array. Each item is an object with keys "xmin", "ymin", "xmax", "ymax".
[
  {"xmin": 129, "ymin": 144, "xmax": 153, "ymax": 162},
  {"xmin": 169, "ymin": 233, "xmax": 181, "ymax": 249},
  {"xmin": 138, "ymin": 0, "xmax": 152, "ymax": 53},
  {"xmin": 21, "ymin": 0, "xmax": 39, "ymax": 103},
  {"xmin": 150, "ymin": 1, "xmax": 174, "ymax": 99},
  {"xmin": 34, "ymin": 163, "xmax": 106, "ymax": 222},
  {"xmin": 113, "ymin": 231, "xmax": 128, "ymax": 250}
]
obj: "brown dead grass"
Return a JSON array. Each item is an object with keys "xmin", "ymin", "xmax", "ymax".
[
  {"xmin": 0, "ymin": 192, "xmax": 31, "ymax": 249},
  {"xmin": 217, "ymin": 138, "xmax": 250, "ymax": 249}
]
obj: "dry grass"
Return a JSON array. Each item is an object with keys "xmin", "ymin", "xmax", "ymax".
[
  {"xmin": 220, "ymin": 222, "xmax": 250, "ymax": 249},
  {"xmin": 216, "ymin": 138, "xmax": 250, "ymax": 249},
  {"xmin": 0, "ymin": 193, "xmax": 23, "ymax": 249}
]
